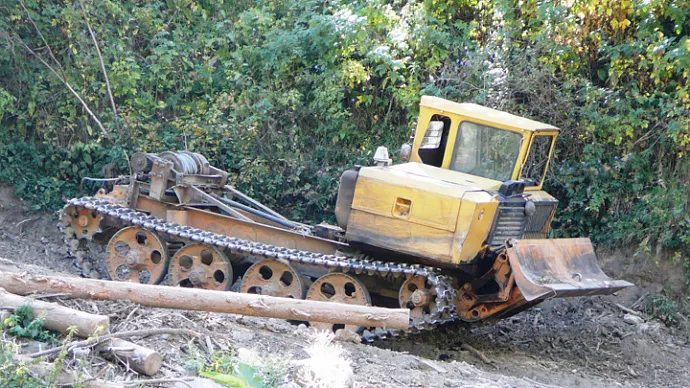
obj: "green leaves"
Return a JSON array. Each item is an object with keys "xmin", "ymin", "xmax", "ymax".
[
  {"xmin": 2, "ymin": 304, "xmax": 58, "ymax": 343},
  {"xmin": 199, "ymin": 371, "xmax": 251, "ymax": 388}
]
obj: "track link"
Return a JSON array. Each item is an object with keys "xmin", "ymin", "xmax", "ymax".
[{"xmin": 60, "ymin": 197, "xmax": 458, "ymax": 341}]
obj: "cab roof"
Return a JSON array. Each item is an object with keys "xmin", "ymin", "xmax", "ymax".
[{"xmin": 420, "ymin": 96, "xmax": 559, "ymax": 132}]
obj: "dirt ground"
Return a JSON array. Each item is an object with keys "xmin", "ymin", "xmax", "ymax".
[{"xmin": 1, "ymin": 186, "xmax": 689, "ymax": 387}]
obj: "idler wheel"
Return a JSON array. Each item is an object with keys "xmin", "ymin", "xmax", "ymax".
[
  {"xmin": 399, "ymin": 275, "xmax": 438, "ymax": 325},
  {"xmin": 168, "ymin": 244, "xmax": 233, "ymax": 291},
  {"xmin": 106, "ymin": 226, "xmax": 169, "ymax": 284},
  {"xmin": 240, "ymin": 259, "xmax": 305, "ymax": 299},
  {"xmin": 306, "ymin": 273, "xmax": 371, "ymax": 334}
]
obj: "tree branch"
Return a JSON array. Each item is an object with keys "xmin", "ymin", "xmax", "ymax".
[
  {"xmin": 78, "ymin": 0, "xmax": 119, "ymax": 129},
  {"xmin": 18, "ymin": 0, "xmax": 67, "ymax": 81},
  {"xmin": 13, "ymin": 37, "xmax": 110, "ymax": 139},
  {"xmin": 28, "ymin": 327, "xmax": 200, "ymax": 358}
]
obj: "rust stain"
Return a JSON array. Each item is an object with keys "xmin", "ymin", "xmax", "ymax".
[{"xmin": 507, "ymin": 238, "xmax": 633, "ymax": 301}]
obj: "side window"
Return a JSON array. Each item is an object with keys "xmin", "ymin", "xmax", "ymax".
[
  {"xmin": 521, "ymin": 135, "xmax": 554, "ymax": 185},
  {"xmin": 418, "ymin": 115, "xmax": 451, "ymax": 167}
]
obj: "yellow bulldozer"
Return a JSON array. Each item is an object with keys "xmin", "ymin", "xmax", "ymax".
[{"xmin": 61, "ymin": 96, "xmax": 631, "ymax": 337}]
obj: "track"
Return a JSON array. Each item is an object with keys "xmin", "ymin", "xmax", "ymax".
[
  {"xmin": 60, "ymin": 196, "xmax": 458, "ymax": 341},
  {"xmin": 1, "ymin": 190, "xmax": 686, "ymax": 387}
]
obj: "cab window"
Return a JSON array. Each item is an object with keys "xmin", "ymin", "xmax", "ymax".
[
  {"xmin": 418, "ymin": 115, "xmax": 451, "ymax": 167},
  {"xmin": 450, "ymin": 121, "xmax": 523, "ymax": 181},
  {"xmin": 521, "ymin": 135, "xmax": 554, "ymax": 186}
]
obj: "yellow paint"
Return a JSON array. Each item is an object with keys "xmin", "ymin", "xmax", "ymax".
[
  {"xmin": 452, "ymin": 191, "xmax": 498, "ymax": 264},
  {"xmin": 410, "ymin": 96, "xmax": 559, "ymax": 190},
  {"xmin": 418, "ymin": 96, "xmax": 558, "ymax": 131},
  {"xmin": 345, "ymin": 96, "xmax": 561, "ymax": 267},
  {"xmin": 352, "ymin": 172, "xmax": 462, "ymax": 232},
  {"xmin": 527, "ymin": 190, "xmax": 558, "ymax": 202},
  {"xmin": 347, "ymin": 209, "xmax": 456, "ymax": 260}
]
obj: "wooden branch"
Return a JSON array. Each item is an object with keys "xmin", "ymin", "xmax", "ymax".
[
  {"xmin": 461, "ymin": 344, "xmax": 496, "ymax": 366},
  {"xmin": 615, "ymin": 303, "xmax": 643, "ymax": 317},
  {"xmin": 123, "ymin": 377, "xmax": 194, "ymax": 387},
  {"xmin": 0, "ymin": 270, "xmax": 410, "ymax": 330},
  {"xmin": 78, "ymin": 0, "xmax": 118, "ymax": 127},
  {"xmin": 12, "ymin": 37, "xmax": 110, "ymax": 139},
  {"xmin": 99, "ymin": 339, "xmax": 163, "ymax": 376},
  {"xmin": 0, "ymin": 287, "xmax": 109, "ymax": 337},
  {"xmin": 18, "ymin": 0, "xmax": 67, "ymax": 80},
  {"xmin": 28, "ymin": 327, "xmax": 200, "ymax": 359}
]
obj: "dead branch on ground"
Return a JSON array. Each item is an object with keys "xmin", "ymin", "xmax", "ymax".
[
  {"xmin": 614, "ymin": 303, "xmax": 643, "ymax": 317},
  {"xmin": 461, "ymin": 343, "xmax": 497, "ymax": 368},
  {"xmin": 123, "ymin": 377, "xmax": 194, "ymax": 387},
  {"xmin": 28, "ymin": 328, "xmax": 200, "ymax": 359},
  {"xmin": 0, "ymin": 270, "xmax": 410, "ymax": 330}
]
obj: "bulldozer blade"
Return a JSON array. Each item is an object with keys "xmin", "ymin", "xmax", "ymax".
[{"xmin": 506, "ymin": 238, "xmax": 633, "ymax": 302}]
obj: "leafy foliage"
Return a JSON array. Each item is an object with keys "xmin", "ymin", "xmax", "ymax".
[
  {"xmin": 186, "ymin": 350, "xmax": 288, "ymax": 387},
  {"xmin": 645, "ymin": 295, "xmax": 688, "ymax": 325},
  {"xmin": 1, "ymin": 0, "xmax": 690, "ymax": 283},
  {"xmin": 2, "ymin": 304, "xmax": 58, "ymax": 343},
  {"xmin": 0, "ymin": 340, "xmax": 45, "ymax": 388}
]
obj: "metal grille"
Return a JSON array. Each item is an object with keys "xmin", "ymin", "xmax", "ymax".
[
  {"xmin": 525, "ymin": 202, "xmax": 556, "ymax": 235},
  {"xmin": 489, "ymin": 203, "xmax": 526, "ymax": 247}
]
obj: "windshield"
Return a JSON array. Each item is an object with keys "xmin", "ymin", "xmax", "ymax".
[{"xmin": 450, "ymin": 121, "xmax": 523, "ymax": 181}]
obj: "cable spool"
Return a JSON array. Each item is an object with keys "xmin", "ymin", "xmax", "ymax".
[
  {"xmin": 158, "ymin": 151, "xmax": 210, "ymax": 175},
  {"xmin": 130, "ymin": 152, "xmax": 154, "ymax": 173},
  {"xmin": 180, "ymin": 151, "xmax": 210, "ymax": 175}
]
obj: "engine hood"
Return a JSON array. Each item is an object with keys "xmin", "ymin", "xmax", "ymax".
[{"xmin": 358, "ymin": 162, "xmax": 502, "ymax": 198}]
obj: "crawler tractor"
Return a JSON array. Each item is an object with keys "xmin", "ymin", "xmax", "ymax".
[{"xmin": 61, "ymin": 96, "xmax": 631, "ymax": 337}]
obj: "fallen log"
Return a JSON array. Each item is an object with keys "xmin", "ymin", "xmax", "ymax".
[
  {"xmin": 1, "ymin": 288, "xmax": 163, "ymax": 375},
  {"xmin": 0, "ymin": 287, "xmax": 109, "ymax": 337},
  {"xmin": 0, "ymin": 270, "xmax": 410, "ymax": 330},
  {"xmin": 98, "ymin": 339, "xmax": 163, "ymax": 376}
]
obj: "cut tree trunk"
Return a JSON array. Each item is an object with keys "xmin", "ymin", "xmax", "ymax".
[
  {"xmin": 0, "ymin": 270, "xmax": 410, "ymax": 330},
  {"xmin": 98, "ymin": 339, "xmax": 163, "ymax": 376},
  {"xmin": 0, "ymin": 287, "xmax": 109, "ymax": 337}
]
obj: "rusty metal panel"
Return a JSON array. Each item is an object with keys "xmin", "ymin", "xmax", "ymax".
[
  {"xmin": 507, "ymin": 238, "xmax": 633, "ymax": 301},
  {"xmin": 136, "ymin": 196, "xmax": 345, "ymax": 255},
  {"xmin": 149, "ymin": 159, "xmax": 172, "ymax": 200}
]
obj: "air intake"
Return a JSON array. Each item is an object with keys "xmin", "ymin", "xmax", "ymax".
[{"xmin": 489, "ymin": 202, "xmax": 526, "ymax": 247}]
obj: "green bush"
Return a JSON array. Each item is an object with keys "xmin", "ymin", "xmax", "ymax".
[
  {"xmin": 2, "ymin": 304, "xmax": 59, "ymax": 343},
  {"xmin": 645, "ymin": 295, "xmax": 688, "ymax": 326},
  {"xmin": 0, "ymin": 340, "xmax": 45, "ymax": 388}
]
